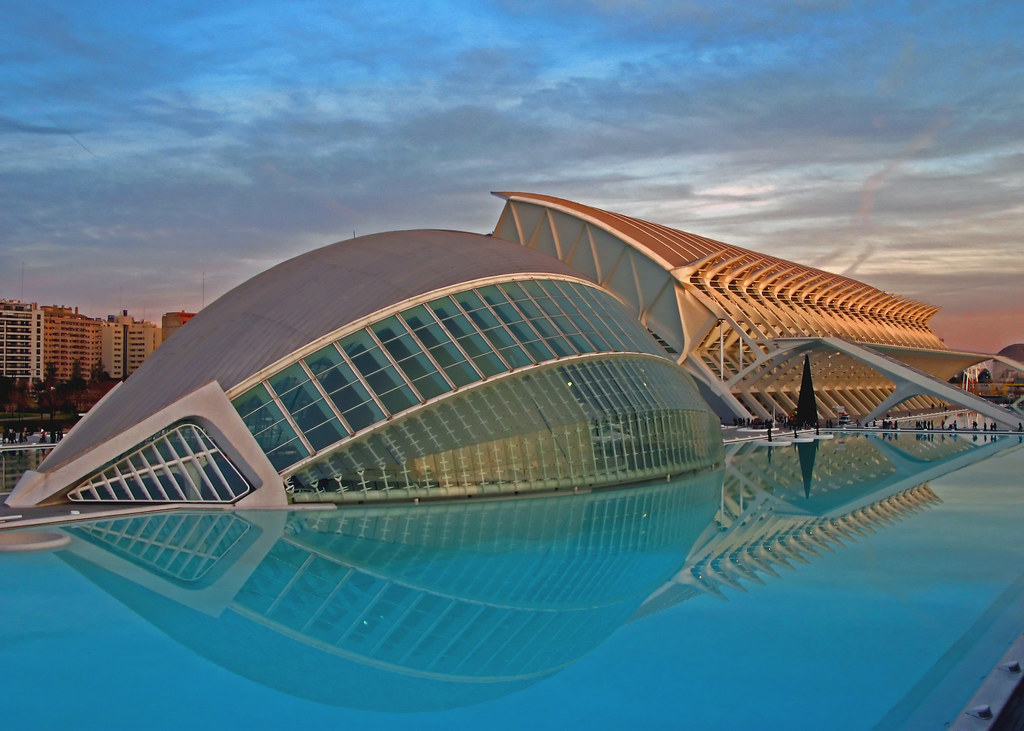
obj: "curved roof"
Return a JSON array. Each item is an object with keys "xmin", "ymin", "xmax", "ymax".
[
  {"xmin": 997, "ymin": 343, "xmax": 1024, "ymax": 360},
  {"xmin": 43, "ymin": 229, "xmax": 582, "ymax": 471},
  {"xmin": 495, "ymin": 192, "xmax": 941, "ymax": 338}
]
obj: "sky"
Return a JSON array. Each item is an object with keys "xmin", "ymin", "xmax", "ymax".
[{"xmin": 1, "ymin": 0, "xmax": 1022, "ymax": 353}]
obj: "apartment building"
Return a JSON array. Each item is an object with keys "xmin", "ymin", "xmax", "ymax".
[
  {"xmin": 101, "ymin": 311, "xmax": 162, "ymax": 379},
  {"xmin": 161, "ymin": 311, "xmax": 196, "ymax": 341},
  {"xmin": 0, "ymin": 299, "xmax": 44, "ymax": 382},
  {"xmin": 41, "ymin": 305, "xmax": 103, "ymax": 381}
]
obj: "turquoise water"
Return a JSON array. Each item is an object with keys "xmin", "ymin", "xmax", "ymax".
[{"xmin": 1, "ymin": 433, "xmax": 1023, "ymax": 729}]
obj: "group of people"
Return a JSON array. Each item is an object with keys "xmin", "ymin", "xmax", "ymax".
[
  {"xmin": 870, "ymin": 418, "xmax": 1024, "ymax": 432},
  {"xmin": 2, "ymin": 428, "xmax": 31, "ymax": 444},
  {"xmin": 0, "ymin": 427, "xmax": 64, "ymax": 445}
]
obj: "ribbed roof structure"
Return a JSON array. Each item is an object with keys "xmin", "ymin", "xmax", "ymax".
[
  {"xmin": 490, "ymin": 192, "xmax": 1013, "ymax": 427},
  {"xmin": 494, "ymin": 192, "xmax": 942, "ymax": 349}
]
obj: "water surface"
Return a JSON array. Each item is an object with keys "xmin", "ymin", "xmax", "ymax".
[{"xmin": 2, "ymin": 433, "xmax": 1022, "ymax": 729}]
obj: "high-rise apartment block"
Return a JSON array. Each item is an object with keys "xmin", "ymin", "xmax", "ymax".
[
  {"xmin": 0, "ymin": 299, "xmax": 44, "ymax": 382},
  {"xmin": 41, "ymin": 305, "xmax": 103, "ymax": 381},
  {"xmin": 101, "ymin": 311, "xmax": 162, "ymax": 379},
  {"xmin": 161, "ymin": 311, "xmax": 196, "ymax": 341}
]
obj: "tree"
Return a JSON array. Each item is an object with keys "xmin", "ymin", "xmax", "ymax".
[
  {"xmin": 89, "ymin": 358, "xmax": 109, "ymax": 385},
  {"xmin": 43, "ymin": 361, "xmax": 58, "ymax": 387},
  {"xmin": 64, "ymin": 359, "xmax": 88, "ymax": 411}
]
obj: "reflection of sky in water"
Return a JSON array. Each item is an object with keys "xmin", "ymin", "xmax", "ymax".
[{"xmin": 1, "ymin": 434, "xmax": 1023, "ymax": 729}]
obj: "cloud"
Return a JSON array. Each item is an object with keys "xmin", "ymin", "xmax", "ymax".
[{"xmin": 1, "ymin": 0, "xmax": 1022, "ymax": 352}]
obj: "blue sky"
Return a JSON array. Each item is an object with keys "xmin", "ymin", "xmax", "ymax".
[{"xmin": 2, "ymin": 0, "xmax": 1022, "ymax": 351}]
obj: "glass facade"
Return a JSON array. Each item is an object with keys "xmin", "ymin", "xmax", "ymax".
[
  {"xmin": 288, "ymin": 356, "xmax": 722, "ymax": 502},
  {"xmin": 231, "ymin": 279, "xmax": 671, "ymax": 473},
  {"xmin": 67, "ymin": 422, "xmax": 252, "ymax": 503}
]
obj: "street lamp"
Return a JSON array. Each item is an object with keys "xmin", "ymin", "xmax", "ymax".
[{"xmin": 48, "ymin": 386, "xmax": 55, "ymax": 443}]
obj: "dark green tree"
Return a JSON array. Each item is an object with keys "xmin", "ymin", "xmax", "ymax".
[
  {"xmin": 89, "ymin": 358, "xmax": 109, "ymax": 384},
  {"xmin": 0, "ymin": 375, "xmax": 13, "ymax": 413}
]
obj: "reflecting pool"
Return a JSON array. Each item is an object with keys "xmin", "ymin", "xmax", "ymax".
[{"xmin": 1, "ymin": 433, "xmax": 1023, "ymax": 729}]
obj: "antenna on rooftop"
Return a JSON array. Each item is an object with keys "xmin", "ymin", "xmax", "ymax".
[
  {"xmin": 201, "ymin": 271, "xmax": 206, "ymax": 310},
  {"xmin": 20, "ymin": 261, "xmax": 24, "ymax": 301}
]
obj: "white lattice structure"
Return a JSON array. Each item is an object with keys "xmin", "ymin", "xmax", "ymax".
[{"xmin": 492, "ymin": 193, "xmax": 1008, "ymax": 426}]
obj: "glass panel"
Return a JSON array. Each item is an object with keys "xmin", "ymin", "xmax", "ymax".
[
  {"xmin": 429, "ymin": 297, "xmax": 463, "ymax": 323},
  {"xmin": 520, "ymin": 279, "xmax": 549, "ymax": 299},
  {"xmin": 140, "ymin": 445, "xmax": 162, "ymax": 466},
  {"xmin": 275, "ymin": 378, "xmax": 320, "ymax": 415},
  {"xmin": 305, "ymin": 344, "xmax": 345, "ymax": 377},
  {"xmin": 435, "ymin": 353, "xmax": 480, "ymax": 387},
  {"xmin": 266, "ymin": 438, "xmax": 310, "ymax": 471},
  {"xmin": 377, "ymin": 383, "xmax": 418, "ymax": 413},
  {"xmin": 540, "ymin": 280, "xmax": 611, "ymax": 351},
  {"xmin": 527, "ymin": 315, "xmax": 575, "ymax": 356},
  {"xmin": 329, "ymin": 381, "xmax": 376, "ymax": 414},
  {"xmin": 396, "ymin": 351, "xmax": 439, "ymax": 382},
  {"xmin": 232, "ymin": 384, "xmax": 273, "ymax": 419},
  {"xmin": 435, "ymin": 307, "xmax": 474, "ymax": 337},
  {"xmin": 242, "ymin": 401, "xmax": 288, "ymax": 437},
  {"xmin": 427, "ymin": 340, "xmax": 465, "ymax": 369},
  {"xmin": 252, "ymin": 414, "xmax": 297, "ymax": 450},
  {"xmin": 494, "ymin": 340, "xmax": 531, "ymax": 368},
  {"xmin": 463, "ymin": 302, "xmax": 501, "ymax": 330},
  {"xmin": 434, "ymin": 309, "xmax": 507, "ymax": 376},
  {"xmin": 380, "ymin": 332, "xmax": 421, "ymax": 364},
  {"xmin": 291, "ymin": 398, "xmax": 336, "ymax": 432},
  {"xmin": 572, "ymin": 291, "xmax": 626, "ymax": 351},
  {"xmin": 370, "ymin": 316, "xmax": 406, "ymax": 344},
  {"xmin": 453, "ymin": 289, "xmax": 487, "ymax": 313},
  {"xmin": 341, "ymin": 399, "xmax": 384, "ymax": 432},
  {"xmin": 477, "ymin": 284, "xmax": 509, "ymax": 307},
  {"xmin": 341, "ymin": 332, "xmax": 391, "ymax": 376},
  {"xmin": 504, "ymin": 289, "xmax": 542, "ymax": 318},
  {"xmin": 462, "ymin": 340, "xmax": 506, "ymax": 376},
  {"xmin": 401, "ymin": 308, "xmax": 481, "ymax": 385},
  {"xmin": 304, "ymin": 419, "xmax": 349, "ymax": 451},
  {"xmin": 412, "ymin": 371, "xmax": 450, "ymax": 400},
  {"xmin": 212, "ymin": 453, "xmax": 250, "ymax": 497},
  {"xmin": 127, "ymin": 454, "xmax": 149, "ymax": 476},
  {"xmin": 588, "ymin": 292, "xmax": 646, "ymax": 351},
  {"xmin": 430, "ymin": 344, "xmax": 481, "ymax": 387},
  {"xmin": 316, "ymin": 359, "xmax": 358, "ymax": 394},
  {"xmin": 408, "ymin": 320, "xmax": 447, "ymax": 349},
  {"xmin": 401, "ymin": 305, "xmax": 435, "ymax": 331},
  {"xmin": 363, "ymin": 364, "xmax": 407, "ymax": 398},
  {"xmin": 155, "ymin": 440, "xmax": 179, "ymax": 464},
  {"xmin": 499, "ymin": 281, "xmax": 530, "ymax": 302},
  {"xmin": 532, "ymin": 293, "xmax": 594, "ymax": 352},
  {"xmin": 268, "ymin": 363, "xmax": 310, "ymax": 405}
]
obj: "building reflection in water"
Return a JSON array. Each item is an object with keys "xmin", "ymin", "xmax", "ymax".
[
  {"xmin": 51, "ymin": 433, "xmax": 1015, "ymax": 711},
  {"xmin": 59, "ymin": 468, "xmax": 722, "ymax": 711}
]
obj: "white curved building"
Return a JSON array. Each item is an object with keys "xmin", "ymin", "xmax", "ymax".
[
  {"xmin": 8, "ymin": 228, "xmax": 723, "ymax": 508},
  {"xmin": 8, "ymin": 192, "xmax": 1014, "ymax": 511}
]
